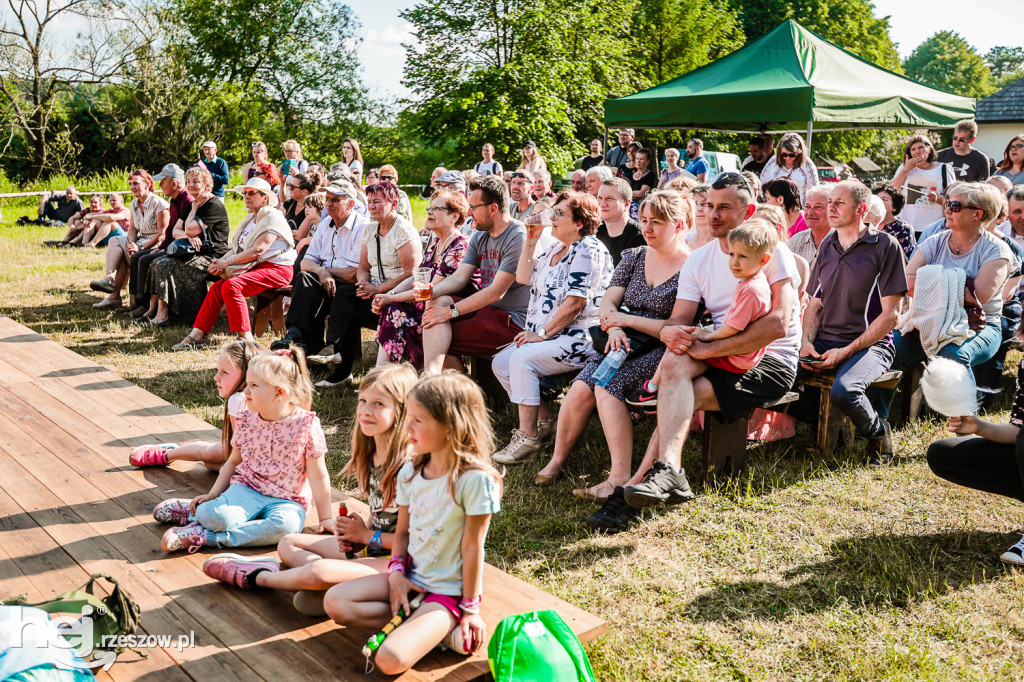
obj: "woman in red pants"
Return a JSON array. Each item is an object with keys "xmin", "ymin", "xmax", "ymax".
[{"xmin": 172, "ymin": 178, "xmax": 295, "ymax": 351}]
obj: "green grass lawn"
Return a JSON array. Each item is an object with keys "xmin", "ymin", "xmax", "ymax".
[{"xmin": 3, "ymin": 193, "xmax": 1024, "ymax": 680}]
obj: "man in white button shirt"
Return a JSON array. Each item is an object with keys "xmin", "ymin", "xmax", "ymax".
[{"xmin": 271, "ymin": 180, "xmax": 370, "ymax": 358}]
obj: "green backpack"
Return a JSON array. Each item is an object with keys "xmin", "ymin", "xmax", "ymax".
[
  {"xmin": 488, "ymin": 610, "xmax": 596, "ymax": 682},
  {"xmin": 3, "ymin": 573, "xmax": 143, "ymax": 663}
]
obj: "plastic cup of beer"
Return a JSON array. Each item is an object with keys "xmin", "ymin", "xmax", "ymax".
[
  {"xmin": 525, "ymin": 209, "xmax": 554, "ymax": 236},
  {"xmin": 413, "ymin": 267, "xmax": 433, "ymax": 301}
]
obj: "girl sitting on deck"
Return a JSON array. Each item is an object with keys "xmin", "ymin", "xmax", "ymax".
[
  {"xmin": 153, "ymin": 348, "xmax": 335, "ymax": 553},
  {"xmin": 129, "ymin": 340, "xmax": 265, "ymax": 471},
  {"xmin": 202, "ymin": 363, "xmax": 418, "ymax": 615},
  {"xmin": 323, "ymin": 373, "xmax": 502, "ymax": 675}
]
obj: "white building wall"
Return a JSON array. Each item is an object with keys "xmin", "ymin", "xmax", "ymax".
[{"xmin": 976, "ymin": 122, "xmax": 1023, "ymax": 162}]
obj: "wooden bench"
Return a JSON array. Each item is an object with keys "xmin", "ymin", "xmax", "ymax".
[
  {"xmin": 0, "ymin": 315, "xmax": 605, "ymax": 681},
  {"xmin": 252, "ymin": 285, "xmax": 292, "ymax": 336},
  {"xmin": 700, "ymin": 391, "xmax": 799, "ymax": 481},
  {"xmin": 799, "ymin": 369, "xmax": 902, "ymax": 453}
]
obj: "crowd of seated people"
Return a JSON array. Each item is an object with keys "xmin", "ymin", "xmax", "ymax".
[{"xmin": 58, "ymin": 127, "xmax": 1024, "ymax": 563}]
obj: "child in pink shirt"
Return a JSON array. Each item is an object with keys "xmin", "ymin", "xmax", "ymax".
[
  {"xmin": 153, "ymin": 348, "xmax": 336, "ymax": 553},
  {"xmin": 699, "ymin": 220, "xmax": 776, "ymax": 372}
]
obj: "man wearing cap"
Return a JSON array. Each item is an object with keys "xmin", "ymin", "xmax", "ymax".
[
  {"xmin": 433, "ymin": 170, "xmax": 476, "ymax": 235},
  {"xmin": 198, "ymin": 142, "xmax": 229, "ymax": 197},
  {"xmin": 129, "ymin": 164, "xmax": 193, "ymax": 319},
  {"xmin": 271, "ymin": 180, "xmax": 371, "ymax": 365},
  {"xmin": 509, "ymin": 169, "xmax": 536, "ymax": 222}
]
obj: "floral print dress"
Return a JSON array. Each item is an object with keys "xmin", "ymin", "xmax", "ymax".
[{"xmin": 377, "ymin": 233, "xmax": 479, "ymax": 368}]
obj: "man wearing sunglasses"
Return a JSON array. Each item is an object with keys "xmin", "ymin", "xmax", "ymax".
[
  {"xmin": 621, "ymin": 171, "xmax": 802, "ymax": 507},
  {"xmin": 937, "ymin": 119, "xmax": 990, "ymax": 183},
  {"xmin": 509, "ymin": 169, "xmax": 537, "ymax": 222}
]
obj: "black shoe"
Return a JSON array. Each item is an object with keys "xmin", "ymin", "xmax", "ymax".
[
  {"xmin": 866, "ymin": 420, "xmax": 893, "ymax": 465},
  {"xmin": 624, "ymin": 380, "xmax": 659, "ymax": 414},
  {"xmin": 623, "ymin": 461, "xmax": 695, "ymax": 508},
  {"xmin": 585, "ymin": 487, "xmax": 641, "ymax": 533},
  {"xmin": 17, "ymin": 216, "xmax": 28, "ymax": 225},
  {"xmin": 270, "ymin": 332, "xmax": 301, "ymax": 351}
]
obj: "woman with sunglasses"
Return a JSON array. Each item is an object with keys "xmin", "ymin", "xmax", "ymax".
[
  {"xmin": 878, "ymin": 183, "xmax": 1012, "ymax": 417},
  {"xmin": 759, "ymin": 133, "xmax": 818, "ymax": 205},
  {"xmin": 171, "ymin": 178, "xmax": 295, "ymax": 350},
  {"xmin": 994, "ymin": 135, "xmax": 1024, "ymax": 186},
  {"xmin": 891, "ymin": 134, "xmax": 956, "ymax": 235}
]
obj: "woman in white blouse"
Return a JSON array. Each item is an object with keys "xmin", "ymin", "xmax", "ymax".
[{"xmin": 759, "ymin": 133, "xmax": 818, "ymax": 204}]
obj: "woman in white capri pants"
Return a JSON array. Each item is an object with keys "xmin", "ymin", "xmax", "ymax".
[{"xmin": 492, "ymin": 190, "xmax": 614, "ymax": 469}]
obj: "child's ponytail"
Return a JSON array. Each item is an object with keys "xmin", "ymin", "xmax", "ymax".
[
  {"xmin": 248, "ymin": 346, "xmax": 314, "ymax": 410},
  {"xmin": 219, "ymin": 339, "xmax": 266, "ymax": 454}
]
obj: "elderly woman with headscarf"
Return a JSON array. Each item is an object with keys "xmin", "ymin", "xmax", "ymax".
[{"xmin": 171, "ymin": 177, "xmax": 295, "ymax": 350}]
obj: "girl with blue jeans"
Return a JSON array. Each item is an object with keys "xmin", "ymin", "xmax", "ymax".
[{"xmin": 153, "ymin": 348, "xmax": 336, "ymax": 553}]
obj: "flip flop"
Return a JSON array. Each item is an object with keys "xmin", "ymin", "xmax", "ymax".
[{"xmin": 129, "ymin": 443, "xmax": 178, "ymax": 467}]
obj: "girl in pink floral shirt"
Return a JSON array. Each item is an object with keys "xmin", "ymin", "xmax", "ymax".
[{"xmin": 154, "ymin": 348, "xmax": 336, "ymax": 553}]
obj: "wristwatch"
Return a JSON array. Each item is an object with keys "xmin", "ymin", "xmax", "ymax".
[
  {"xmin": 538, "ymin": 328, "xmax": 548, "ymax": 339},
  {"xmin": 449, "ymin": 304, "xmax": 460, "ymax": 319},
  {"xmin": 368, "ymin": 530, "xmax": 383, "ymax": 553}
]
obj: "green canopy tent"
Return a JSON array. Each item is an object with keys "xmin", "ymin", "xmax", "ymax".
[{"xmin": 603, "ymin": 20, "xmax": 976, "ymax": 152}]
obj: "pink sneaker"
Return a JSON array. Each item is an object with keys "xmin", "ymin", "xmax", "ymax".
[
  {"xmin": 129, "ymin": 443, "xmax": 177, "ymax": 467},
  {"xmin": 153, "ymin": 498, "xmax": 192, "ymax": 526},
  {"xmin": 203, "ymin": 553, "xmax": 280, "ymax": 589},
  {"xmin": 161, "ymin": 523, "xmax": 208, "ymax": 553}
]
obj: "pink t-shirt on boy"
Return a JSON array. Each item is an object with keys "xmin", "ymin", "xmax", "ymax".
[
  {"xmin": 705, "ymin": 271, "xmax": 772, "ymax": 373},
  {"xmin": 229, "ymin": 408, "xmax": 327, "ymax": 509}
]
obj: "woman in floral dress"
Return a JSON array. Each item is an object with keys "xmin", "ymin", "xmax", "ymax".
[{"xmin": 372, "ymin": 191, "xmax": 480, "ymax": 368}]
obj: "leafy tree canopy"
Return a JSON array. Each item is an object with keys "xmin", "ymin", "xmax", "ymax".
[{"xmin": 903, "ymin": 31, "xmax": 994, "ymax": 99}]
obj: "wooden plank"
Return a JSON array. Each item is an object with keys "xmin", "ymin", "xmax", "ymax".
[{"xmin": 0, "ymin": 392, "xmax": 353, "ymax": 680}]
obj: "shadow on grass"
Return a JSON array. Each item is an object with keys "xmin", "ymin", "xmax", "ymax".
[{"xmin": 685, "ymin": 530, "xmax": 1015, "ymax": 621}]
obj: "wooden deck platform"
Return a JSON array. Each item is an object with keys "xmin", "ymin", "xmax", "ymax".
[{"xmin": 0, "ymin": 316, "xmax": 606, "ymax": 680}]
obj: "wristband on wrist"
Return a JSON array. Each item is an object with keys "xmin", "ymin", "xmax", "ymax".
[
  {"xmin": 458, "ymin": 596, "xmax": 482, "ymax": 614},
  {"xmin": 387, "ymin": 555, "xmax": 407, "ymax": 575}
]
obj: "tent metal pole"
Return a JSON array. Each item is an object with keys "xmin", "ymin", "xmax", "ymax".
[
  {"xmin": 603, "ymin": 126, "xmax": 609, "ymax": 163},
  {"xmin": 806, "ymin": 121, "xmax": 813, "ymax": 154}
]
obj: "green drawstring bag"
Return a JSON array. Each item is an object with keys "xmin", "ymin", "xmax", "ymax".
[{"xmin": 488, "ymin": 610, "xmax": 596, "ymax": 682}]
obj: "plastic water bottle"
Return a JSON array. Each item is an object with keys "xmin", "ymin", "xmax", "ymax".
[{"xmin": 592, "ymin": 348, "xmax": 628, "ymax": 388}]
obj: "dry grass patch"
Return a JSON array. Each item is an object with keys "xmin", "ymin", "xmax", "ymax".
[{"xmin": 3, "ymin": 195, "xmax": 1024, "ymax": 679}]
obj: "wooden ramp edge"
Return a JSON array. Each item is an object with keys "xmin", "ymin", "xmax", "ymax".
[{"xmin": 0, "ymin": 315, "xmax": 606, "ymax": 680}]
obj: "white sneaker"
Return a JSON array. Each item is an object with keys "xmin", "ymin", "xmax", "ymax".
[
  {"xmin": 492, "ymin": 429, "xmax": 544, "ymax": 464},
  {"xmin": 1001, "ymin": 534, "xmax": 1024, "ymax": 566}
]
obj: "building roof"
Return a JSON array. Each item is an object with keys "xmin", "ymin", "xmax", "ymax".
[
  {"xmin": 977, "ymin": 76, "xmax": 1024, "ymax": 123},
  {"xmin": 851, "ymin": 157, "xmax": 882, "ymax": 173}
]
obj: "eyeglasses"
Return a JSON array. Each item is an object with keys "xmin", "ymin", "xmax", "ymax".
[
  {"xmin": 468, "ymin": 202, "xmax": 493, "ymax": 211},
  {"xmin": 1010, "ymin": 144, "xmax": 1024, "ymax": 151},
  {"xmin": 552, "ymin": 208, "xmax": 567, "ymax": 219},
  {"xmin": 324, "ymin": 196, "xmax": 345, "ymax": 204},
  {"xmin": 952, "ymin": 136, "xmax": 972, "ymax": 143},
  {"xmin": 379, "ymin": 176, "xmax": 395, "ymax": 182},
  {"xmin": 780, "ymin": 152, "xmax": 797, "ymax": 159},
  {"xmin": 243, "ymin": 190, "xmax": 261, "ymax": 197},
  {"xmin": 425, "ymin": 207, "xmax": 451, "ymax": 214},
  {"xmin": 945, "ymin": 200, "xmax": 980, "ymax": 213}
]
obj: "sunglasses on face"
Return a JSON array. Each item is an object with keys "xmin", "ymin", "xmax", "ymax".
[
  {"xmin": 945, "ymin": 200, "xmax": 980, "ymax": 213},
  {"xmin": 510, "ymin": 172, "xmax": 528, "ymax": 180},
  {"xmin": 243, "ymin": 191, "xmax": 261, "ymax": 198},
  {"xmin": 780, "ymin": 152, "xmax": 797, "ymax": 159},
  {"xmin": 952, "ymin": 136, "xmax": 972, "ymax": 143},
  {"xmin": 379, "ymin": 176, "xmax": 395, "ymax": 182}
]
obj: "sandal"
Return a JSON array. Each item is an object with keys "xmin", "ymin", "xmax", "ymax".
[
  {"xmin": 129, "ymin": 443, "xmax": 178, "ymax": 467},
  {"xmin": 171, "ymin": 336, "xmax": 206, "ymax": 352}
]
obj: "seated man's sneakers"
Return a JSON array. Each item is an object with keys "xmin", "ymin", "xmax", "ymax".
[
  {"xmin": 585, "ymin": 487, "xmax": 641, "ymax": 533},
  {"xmin": 1001, "ymin": 535, "xmax": 1024, "ymax": 566},
  {"xmin": 623, "ymin": 461, "xmax": 695, "ymax": 507}
]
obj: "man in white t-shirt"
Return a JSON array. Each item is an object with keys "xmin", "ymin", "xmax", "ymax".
[
  {"xmin": 622, "ymin": 172, "xmax": 801, "ymax": 507},
  {"xmin": 474, "ymin": 143, "xmax": 503, "ymax": 176}
]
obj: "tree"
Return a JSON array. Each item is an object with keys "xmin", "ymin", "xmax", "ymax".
[
  {"xmin": 169, "ymin": 0, "xmax": 366, "ymax": 135},
  {"xmin": 903, "ymin": 31, "xmax": 993, "ymax": 99},
  {"xmin": 401, "ymin": 0, "xmax": 638, "ymax": 173},
  {"xmin": 0, "ymin": 0, "xmax": 155, "ymax": 178},
  {"xmin": 728, "ymin": 0, "xmax": 900, "ymax": 70},
  {"xmin": 986, "ymin": 46, "xmax": 1024, "ymax": 88},
  {"xmin": 630, "ymin": 0, "xmax": 744, "ymax": 86}
]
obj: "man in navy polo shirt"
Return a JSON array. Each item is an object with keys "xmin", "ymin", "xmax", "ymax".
[{"xmin": 799, "ymin": 181, "xmax": 908, "ymax": 463}]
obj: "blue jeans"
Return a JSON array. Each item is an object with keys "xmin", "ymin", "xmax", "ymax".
[
  {"xmin": 798, "ymin": 338, "xmax": 894, "ymax": 439},
  {"xmin": 874, "ymin": 323, "xmax": 1002, "ymax": 419},
  {"xmin": 193, "ymin": 483, "xmax": 306, "ymax": 548}
]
